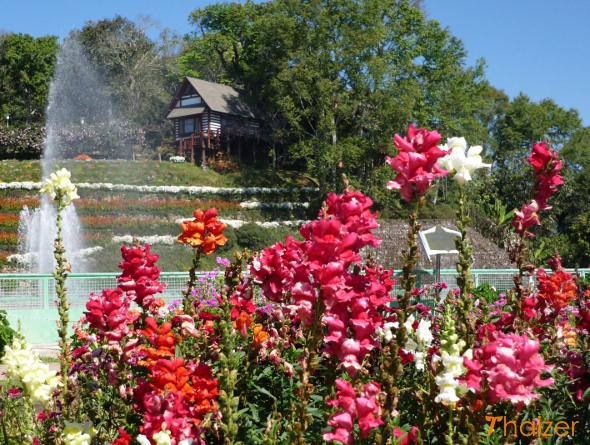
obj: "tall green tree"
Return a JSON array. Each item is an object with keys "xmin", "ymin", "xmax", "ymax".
[
  {"xmin": 184, "ymin": 0, "xmax": 499, "ymax": 193},
  {"xmin": 551, "ymin": 126, "xmax": 590, "ymax": 266},
  {"xmin": 71, "ymin": 17, "xmax": 180, "ymax": 149},
  {"xmin": 0, "ymin": 33, "xmax": 59, "ymax": 125},
  {"xmin": 490, "ymin": 93, "xmax": 581, "ymax": 210}
]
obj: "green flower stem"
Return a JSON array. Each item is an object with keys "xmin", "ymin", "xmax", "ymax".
[
  {"xmin": 1, "ymin": 414, "xmax": 8, "ymax": 445},
  {"xmin": 455, "ymin": 187, "xmax": 475, "ymax": 347},
  {"xmin": 217, "ymin": 293, "xmax": 241, "ymax": 445},
  {"xmin": 445, "ymin": 402, "xmax": 454, "ymax": 445},
  {"xmin": 292, "ymin": 294, "xmax": 325, "ymax": 445},
  {"xmin": 53, "ymin": 199, "xmax": 72, "ymax": 417},
  {"xmin": 379, "ymin": 197, "xmax": 422, "ymax": 444},
  {"xmin": 182, "ymin": 248, "xmax": 202, "ymax": 315},
  {"xmin": 510, "ymin": 232, "xmax": 529, "ymax": 323},
  {"xmin": 217, "ymin": 251, "xmax": 250, "ymax": 445}
]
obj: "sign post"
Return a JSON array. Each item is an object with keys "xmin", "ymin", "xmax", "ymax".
[{"xmin": 418, "ymin": 226, "xmax": 461, "ymax": 292}]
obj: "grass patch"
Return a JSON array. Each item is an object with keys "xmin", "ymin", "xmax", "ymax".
[
  {"xmin": 0, "ymin": 160, "xmax": 318, "ymax": 188},
  {"xmin": 80, "ymin": 223, "xmax": 299, "ymax": 273}
]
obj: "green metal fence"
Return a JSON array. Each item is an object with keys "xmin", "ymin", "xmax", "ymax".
[
  {"xmin": 404, "ymin": 268, "xmax": 589, "ymax": 293},
  {"xmin": 0, "ymin": 268, "xmax": 587, "ymax": 344},
  {"xmin": 0, "ymin": 272, "xmax": 197, "ymax": 344}
]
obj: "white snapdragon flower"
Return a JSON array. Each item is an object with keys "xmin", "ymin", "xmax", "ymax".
[
  {"xmin": 136, "ymin": 435, "xmax": 151, "ymax": 445},
  {"xmin": 62, "ymin": 421, "xmax": 97, "ymax": 445},
  {"xmin": 434, "ymin": 372, "xmax": 463, "ymax": 403},
  {"xmin": 438, "ymin": 137, "xmax": 491, "ymax": 187},
  {"xmin": 377, "ymin": 321, "xmax": 398, "ymax": 343},
  {"xmin": 415, "ymin": 318, "xmax": 434, "ymax": 345},
  {"xmin": 433, "ymin": 332, "xmax": 470, "ymax": 404},
  {"xmin": 40, "ymin": 167, "xmax": 79, "ymax": 205},
  {"xmin": 1, "ymin": 338, "xmax": 62, "ymax": 405},
  {"xmin": 403, "ymin": 316, "xmax": 434, "ymax": 371}
]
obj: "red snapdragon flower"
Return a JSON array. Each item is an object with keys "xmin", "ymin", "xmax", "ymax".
[
  {"xmin": 386, "ymin": 124, "xmax": 449, "ymax": 202},
  {"xmin": 110, "ymin": 428, "xmax": 132, "ymax": 445},
  {"xmin": 117, "ymin": 244, "xmax": 166, "ymax": 308},
  {"xmin": 393, "ymin": 426, "xmax": 420, "ymax": 445},
  {"xmin": 511, "ymin": 141, "xmax": 563, "ymax": 236}
]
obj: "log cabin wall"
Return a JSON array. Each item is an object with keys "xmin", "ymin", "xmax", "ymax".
[{"xmin": 166, "ymin": 77, "xmax": 276, "ymax": 166}]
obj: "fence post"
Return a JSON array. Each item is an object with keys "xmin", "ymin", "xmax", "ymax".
[{"xmin": 43, "ymin": 275, "xmax": 50, "ymax": 310}]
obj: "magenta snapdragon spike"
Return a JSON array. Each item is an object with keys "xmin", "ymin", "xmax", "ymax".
[
  {"xmin": 526, "ymin": 141, "xmax": 564, "ymax": 209},
  {"xmin": 386, "ymin": 124, "xmax": 449, "ymax": 202},
  {"xmin": 84, "ymin": 288, "xmax": 138, "ymax": 344},
  {"xmin": 250, "ymin": 190, "xmax": 393, "ymax": 376},
  {"xmin": 511, "ymin": 141, "xmax": 563, "ymax": 237},
  {"xmin": 323, "ymin": 379, "xmax": 384, "ymax": 443},
  {"xmin": 463, "ymin": 330, "xmax": 554, "ymax": 409}
]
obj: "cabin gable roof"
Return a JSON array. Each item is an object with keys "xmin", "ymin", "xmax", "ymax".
[{"xmin": 166, "ymin": 77, "xmax": 256, "ymax": 120}]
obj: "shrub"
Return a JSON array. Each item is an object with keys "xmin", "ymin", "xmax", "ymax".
[
  {"xmin": 471, "ymin": 282, "xmax": 501, "ymax": 305},
  {"xmin": 207, "ymin": 151, "xmax": 239, "ymax": 173},
  {"xmin": 235, "ymin": 223, "xmax": 270, "ymax": 251},
  {"xmin": 0, "ymin": 309, "xmax": 14, "ymax": 358},
  {"xmin": 0, "ymin": 125, "xmax": 44, "ymax": 159}
]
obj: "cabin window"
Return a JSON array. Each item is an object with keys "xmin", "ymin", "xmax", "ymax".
[
  {"xmin": 180, "ymin": 95, "xmax": 202, "ymax": 107},
  {"xmin": 182, "ymin": 118, "xmax": 195, "ymax": 134}
]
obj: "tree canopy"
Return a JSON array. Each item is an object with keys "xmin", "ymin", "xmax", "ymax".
[
  {"xmin": 70, "ymin": 16, "xmax": 180, "ymax": 149},
  {"xmin": 182, "ymin": 0, "xmax": 501, "ymax": 192},
  {"xmin": 0, "ymin": 33, "xmax": 59, "ymax": 125}
]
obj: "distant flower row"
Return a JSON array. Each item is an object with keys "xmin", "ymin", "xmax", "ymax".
[
  {"xmin": 0, "ymin": 181, "xmax": 318, "ymax": 196},
  {"xmin": 177, "ymin": 218, "xmax": 310, "ymax": 229}
]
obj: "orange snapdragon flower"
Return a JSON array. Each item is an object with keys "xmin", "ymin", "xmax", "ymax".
[
  {"xmin": 139, "ymin": 317, "xmax": 178, "ymax": 365},
  {"xmin": 233, "ymin": 310, "xmax": 253, "ymax": 336},
  {"xmin": 178, "ymin": 207, "xmax": 227, "ymax": 254},
  {"xmin": 150, "ymin": 357, "xmax": 194, "ymax": 397},
  {"xmin": 537, "ymin": 268, "xmax": 577, "ymax": 311},
  {"xmin": 252, "ymin": 324, "xmax": 269, "ymax": 347}
]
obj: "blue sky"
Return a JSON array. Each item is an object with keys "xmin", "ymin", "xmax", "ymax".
[
  {"xmin": 423, "ymin": 0, "xmax": 590, "ymax": 126},
  {"xmin": 2, "ymin": 0, "xmax": 589, "ymax": 126}
]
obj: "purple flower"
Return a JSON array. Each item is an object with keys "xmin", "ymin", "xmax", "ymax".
[{"xmin": 216, "ymin": 257, "xmax": 230, "ymax": 267}]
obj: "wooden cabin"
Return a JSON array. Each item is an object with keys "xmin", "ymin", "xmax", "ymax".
[{"xmin": 165, "ymin": 77, "xmax": 266, "ymax": 165}]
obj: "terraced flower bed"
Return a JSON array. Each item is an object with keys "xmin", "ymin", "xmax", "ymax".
[{"xmin": 0, "ymin": 161, "xmax": 318, "ymax": 272}]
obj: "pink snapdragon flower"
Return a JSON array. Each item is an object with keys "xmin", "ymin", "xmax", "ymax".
[
  {"xmin": 324, "ymin": 379, "xmax": 384, "ymax": 444},
  {"xmin": 526, "ymin": 141, "xmax": 563, "ymax": 209},
  {"xmin": 84, "ymin": 288, "xmax": 138, "ymax": 343},
  {"xmin": 510, "ymin": 200, "xmax": 540, "ymax": 236},
  {"xmin": 386, "ymin": 124, "xmax": 449, "ymax": 202},
  {"xmin": 463, "ymin": 331, "xmax": 554, "ymax": 409},
  {"xmin": 251, "ymin": 190, "xmax": 393, "ymax": 376}
]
